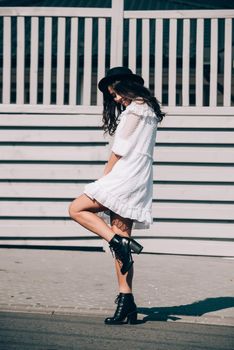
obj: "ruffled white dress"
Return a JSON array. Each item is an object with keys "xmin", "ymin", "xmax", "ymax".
[{"xmin": 83, "ymin": 100, "xmax": 158, "ymax": 229}]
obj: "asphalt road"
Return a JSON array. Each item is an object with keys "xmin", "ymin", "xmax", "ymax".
[{"xmin": 0, "ymin": 312, "xmax": 233, "ymax": 350}]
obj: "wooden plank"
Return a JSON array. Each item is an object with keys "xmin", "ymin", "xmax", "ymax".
[
  {"xmin": 56, "ymin": 17, "xmax": 66, "ymax": 105},
  {"xmin": 196, "ymin": 18, "xmax": 204, "ymax": 106},
  {"xmin": 0, "ymin": 105, "xmax": 103, "ymax": 114},
  {"xmin": 163, "ymin": 107, "xmax": 234, "ymax": 115},
  {"xmin": 141, "ymin": 19, "xmax": 150, "ymax": 87},
  {"xmin": 97, "ymin": 18, "xmax": 106, "ymax": 105},
  {"xmin": 0, "ymin": 129, "xmax": 106, "ymax": 142},
  {"xmin": 0, "ymin": 220, "xmax": 98, "ymax": 237},
  {"xmin": 209, "ymin": 18, "xmax": 218, "ymax": 107},
  {"xmin": 0, "ymin": 8, "xmax": 233, "ymax": 19},
  {"xmin": 83, "ymin": 18, "xmax": 92, "ymax": 105},
  {"xmin": 1, "ymin": 105, "xmax": 234, "ymax": 114},
  {"xmin": 1, "ymin": 182, "xmax": 234, "ymax": 202},
  {"xmin": 0, "ymin": 146, "xmax": 109, "ymax": 161},
  {"xmin": 155, "ymin": 131, "xmax": 234, "ymax": 144},
  {"xmin": 0, "ymin": 239, "xmax": 103, "ymax": 248},
  {"xmin": 0, "ymin": 200, "xmax": 233, "ymax": 220},
  {"xmin": 223, "ymin": 18, "xmax": 232, "ymax": 107},
  {"xmin": 2, "ymin": 16, "xmax": 11, "ymax": 104},
  {"xmin": 0, "ymin": 8, "xmax": 113, "ymax": 17},
  {"xmin": 1, "ymin": 129, "xmax": 234, "ymax": 143},
  {"xmin": 159, "ymin": 115, "xmax": 234, "ymax": 128},
  {"xmin": 182, "ymin": 19, "xmax": 190, "ymax": 106},
  {"xmin": 110, "ymin": 0, "xmax": 124, "ymax": 67},
  {"xmin": 1, "ymin": 114, "xmax": 234, "ymax": 128},
  {"xmin": 69, "ymin": 17, "xmax": 78, "ymax": 105},
  {"xmin": 16, "ymin": 16, "xmax": 25, "ymax": 104},
  {"xmin": 168, "ymin": 19, "xmax": 177, "ymax": 106},
  {"xmin": 154, "ymin": 19, "xmax": 163, "ymax": 102},
  {"xmin": 135, "ymin": 238, "xmax": 234, "ymax": 257},
  {"xmin": 1, "ymin": 220, "xmax": 234, "ymax": 238},
  {"xmin": 124, "ymin": 10, "xmax": 234, "ymax": 19},
  {"xmin": 128, "ymin": 19, "xmax": 137, "ymax": 73},
  {"xmin": 30, "ymin": 17, "xmax": 39, "ymax": 104},
  {"xmin": 153, "ymin": 184, "xmax": 234, "ymax": 201},
  {"xmin": 43, "ymin": 17, "xmax": 52, "ymax": 105},
  {"xmin": 0, "ymin": 164, "xmax": 233, "ymax": 182},
  {"xmin": 0, "ymin": 114, "xmax": 103, "ymax": 126},
  {"xmin": 1, "ymin": 145, "xmax": 234, "ymax": 163}
]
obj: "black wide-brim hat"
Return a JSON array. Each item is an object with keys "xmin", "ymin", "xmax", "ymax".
[{"xmin": 98, "ymin": 66, "xmax": 144, "ymax": 92}]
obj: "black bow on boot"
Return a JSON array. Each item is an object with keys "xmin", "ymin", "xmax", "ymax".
[
  {"xmin": 105, "ymin": 293, "xmax": 137, "ymax": 325},
  {"xmin": 109, "ymin": 234, "xmax": 143, "ymax": 275}
]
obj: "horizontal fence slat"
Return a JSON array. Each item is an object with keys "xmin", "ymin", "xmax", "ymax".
[
  {"xmin": 0, "ymin": 114, "xmax": 103, "ymax": 126},
  {"xmin": 1, "ymin": 114, "xmax": 234, "ymax": 128},
  {"xmin": 1, "ymin": 130, "xmax": 234, "ymax": 144},
  {"xmin": 1, "ymin": 105, "xmax": 234, "ymax": 114},
  {"xmin": 160, "ymin": 115, "xmax": 234, "ymax": 128},
  {"xmin": 135, "ymin": 239, "xmax": 234, "ymax": 257},
  {"xmin": 0, "ymin": 146, "xmax": 109, "ymax": 161},
  {"xmin": 0, "ymin": 201, "xmax": 233, "ymax": 220},
  {"xmin": 1, "ymin": 146, "xmax": 234, "ymax": 163},
  {"xmin": 0, "ymin": 130, "xmax": 107, "ymax": 142},
  {"xmin": 124, "ymin": 9, "xmax": 234, "ymax": 19},
  {"xmin": 0, "ymin": 164, "xmax": 233, "ymax": 182},
  {"xmin": 0, "ymin": 7, "xmax": 112, "ymax": 17},
  {"xmin": 1, "ymin": 183, "xmax": 234, "ymax": 202},
  {"xmin": 1, "ymin": 220, "xmax": 234, "ymax": 238}
]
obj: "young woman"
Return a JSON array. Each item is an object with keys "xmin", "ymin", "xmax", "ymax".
[{"xmin": 69, "ymin": 66, "xmax": 165, "ymax": 325}]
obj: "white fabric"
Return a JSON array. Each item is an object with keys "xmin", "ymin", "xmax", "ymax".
[{"xmin": 83, "ymin": 100, "xmax": 158, "ymax": 229}]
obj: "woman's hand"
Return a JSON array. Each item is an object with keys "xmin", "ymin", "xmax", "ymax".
[{"xmin": 102, "ymin": 152, "xmax": 122, "ymax": 177}]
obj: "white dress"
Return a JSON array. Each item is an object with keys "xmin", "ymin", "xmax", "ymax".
[{"xmin": 83, "ymin": 100, "xmax": 158, "ymax": 229}]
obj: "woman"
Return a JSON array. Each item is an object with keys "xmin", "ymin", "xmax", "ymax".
[{"xmin": 69, "ymin": 67, "xmax": 165, "ymax": 324}]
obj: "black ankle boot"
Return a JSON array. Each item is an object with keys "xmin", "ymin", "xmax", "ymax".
[
  {"xmin": 109, "ymin": 234, "xmax": 143, "ymax": 275},
  {"xmin": 105, "ymin": 293, "xmax": 137, "ymax": 325}
]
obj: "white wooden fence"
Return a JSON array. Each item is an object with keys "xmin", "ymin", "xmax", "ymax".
[{"xmin": 0, "ymin": 2, "xmax": 234, "ymax": 256}]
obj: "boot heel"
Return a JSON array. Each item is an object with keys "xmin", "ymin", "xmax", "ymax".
[
  {"xmin": 129, "ymin": 239, "xmax": 143, "ymax": 254},
  {"xmin": 127, "ymin": 311, "xmax": 137, "ymax": 324}
]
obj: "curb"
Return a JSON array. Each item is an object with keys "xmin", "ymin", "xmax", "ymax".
[{"xmin": 1, "ymin": 305, "xmax": 234, "ymax": 327}]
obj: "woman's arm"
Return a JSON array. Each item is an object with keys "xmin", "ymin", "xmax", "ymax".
[{"xmin": 103, "ymin": 151, "xmax": 122, "ymax": 176}]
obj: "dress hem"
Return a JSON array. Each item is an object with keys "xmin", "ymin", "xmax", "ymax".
[{"xmin": 83, "ymin": 182, "xmax": 152, "ymax": 230}]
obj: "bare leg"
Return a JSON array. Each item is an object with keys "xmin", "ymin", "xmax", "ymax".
[
  {"xmin": 110, "ymin": 211, "xmax": 134, "ymax": 294},
  {"xmin": 68, "ymin": 194, "xmax": 115, "ymax": 242}
]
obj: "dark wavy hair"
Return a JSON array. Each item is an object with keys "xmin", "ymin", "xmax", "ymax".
[{"xmin": 101, "ymin": 79, "xmax": 165, "ymax": 136}]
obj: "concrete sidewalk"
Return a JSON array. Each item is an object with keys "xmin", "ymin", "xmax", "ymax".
[{"xmin": 0, "ymin": 248, "xmax": 233, "ymax": 326}]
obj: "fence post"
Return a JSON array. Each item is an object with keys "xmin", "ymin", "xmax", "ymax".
[{"xmin": 110, "ymin": 0, "xmax": 124, "ymax": 68}]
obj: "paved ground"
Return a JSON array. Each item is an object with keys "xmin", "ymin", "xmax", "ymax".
[
  {"xmin": 0, "ymin": 248, "xmax": 234, "ymax": 326},
  {"xmin": 1, "ymin": 312, "xmax": 234, "ymax": 350}
]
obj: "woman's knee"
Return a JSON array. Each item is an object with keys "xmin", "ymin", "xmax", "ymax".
[{"xmin": 68, "ymin": 200, "xmax": 81, "ymax": 220}]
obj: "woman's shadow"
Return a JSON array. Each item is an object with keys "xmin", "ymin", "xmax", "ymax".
[{"xmin": 137, "ymin": 296, "xmax": 234, "ymax": 322}]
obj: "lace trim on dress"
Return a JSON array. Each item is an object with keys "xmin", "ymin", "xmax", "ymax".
[{"xmin": 121, "ymin": 101, "xmax": 158, "ymax": 127}]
